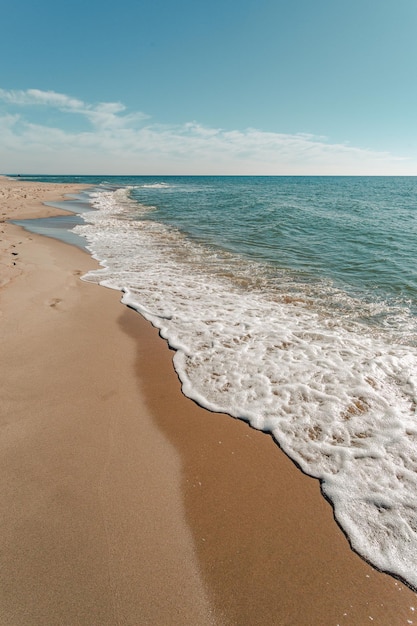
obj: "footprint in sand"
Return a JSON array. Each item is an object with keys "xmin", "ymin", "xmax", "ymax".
[{"xmin": 49, "ymin": 298, "xmax": 62, "ymax": 309}]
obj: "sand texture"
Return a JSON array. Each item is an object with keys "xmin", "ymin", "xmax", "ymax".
[{"xmin": 0, "ymin": 176, "xmax": 417, "ymax": 625}]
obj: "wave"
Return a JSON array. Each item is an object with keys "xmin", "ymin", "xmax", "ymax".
[
  {"xmin": 74, "ymin": 186, "xmax": 417, "ymax": 591},
  {"xmin": 139, "ymin": 182, "xmax": 172, "ymax": 189}
]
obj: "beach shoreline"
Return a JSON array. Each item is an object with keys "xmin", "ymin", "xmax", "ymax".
[{"xmin": 1, "ymin": 176, "xmax": 416, "ymax": 625}]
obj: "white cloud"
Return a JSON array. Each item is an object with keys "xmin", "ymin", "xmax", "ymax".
[
  {"xmin": 0, "ymin": 88, "xmax": 148, "ymax": 131},
  {"xmin": 0, "ymin": 87, "xmax": 415, "ymax": 175},
  {"xmin": 0, "ymin": 88, "xmax": 85, "ymax": 110}
]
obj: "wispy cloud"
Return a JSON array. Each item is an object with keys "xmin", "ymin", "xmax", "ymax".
[
  {"xmin": 0, "ymin": 88, "xmax": 148, "ymax": 131},
  {"xmin": 0, "ymin": 88, "xmax": 415, "ymax": 175},
  {"xmin": 0, "ymin": 88, "xmax": 86, "ymax": 109}
]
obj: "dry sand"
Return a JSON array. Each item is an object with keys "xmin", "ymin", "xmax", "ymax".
[{"xmin": 1, "ymin": 176, "xmax": 417, "ymax": 625}]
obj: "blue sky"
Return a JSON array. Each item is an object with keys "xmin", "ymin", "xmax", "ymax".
[{"xmin": 1, "ymin": 0, "xmax": 417, "ymax": 174}]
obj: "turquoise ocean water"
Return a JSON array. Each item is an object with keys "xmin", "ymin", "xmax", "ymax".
[{"xmin": 14, "ymin": 174, "xmax": 417, "ymax": 590}]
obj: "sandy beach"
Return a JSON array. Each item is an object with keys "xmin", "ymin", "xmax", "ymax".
[{"xmin": 1, "ymin": 176, "xmax": 417, "ymax": 625}]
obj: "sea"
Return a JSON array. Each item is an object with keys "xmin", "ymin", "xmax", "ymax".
[{"xmin": 13, "ymin": 174, "xmax": 417, "ymax": 591}]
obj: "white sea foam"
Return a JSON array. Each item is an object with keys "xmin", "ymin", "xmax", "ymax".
[
  {"xmin": 140, "ymin": 182, "xmax": 171, "ymax": 189},
  {"xmin": 75, "ymin": 187, "xmax": 417, "ymax": 590}
]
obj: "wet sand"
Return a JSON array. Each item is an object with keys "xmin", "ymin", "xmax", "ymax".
[{"xmin": 1, "ymin": 176, "xmax": 416, "ymax": 625}]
